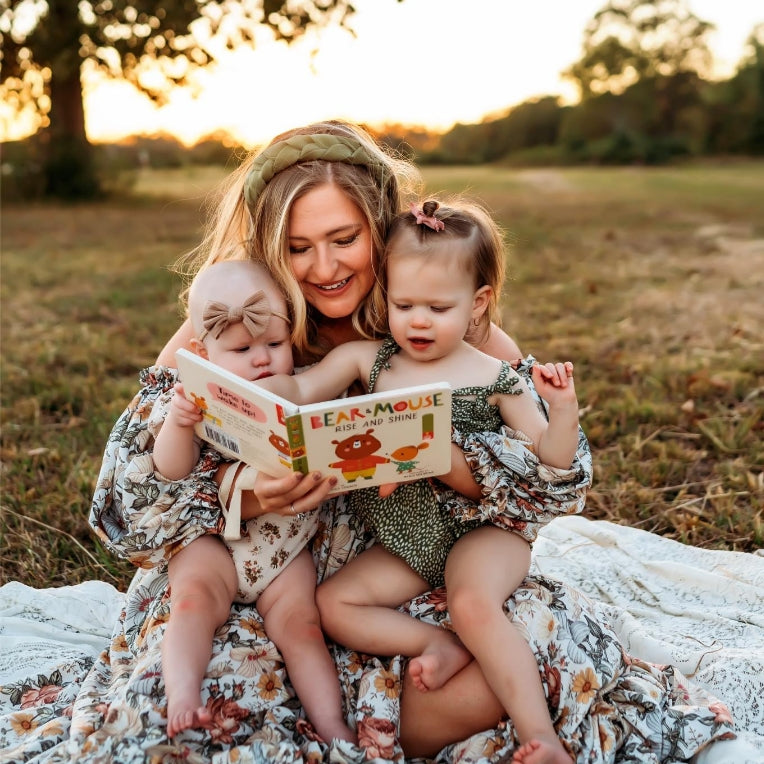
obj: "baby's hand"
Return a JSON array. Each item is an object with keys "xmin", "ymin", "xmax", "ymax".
[
  {"xmin": 168, "ymin": 382, "xmax": 204, "ymax": 428},
  {"xmin": 532, "ymin": 361, "xmax": 577, "ymax": 406}
]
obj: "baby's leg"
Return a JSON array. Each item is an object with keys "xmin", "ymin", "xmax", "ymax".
[
  {"xmin": 316, "ymin": 546, "xmax": 471, "ymax": 691},
  {"xmin": 446, "ymin": 527, "xmax": 571, "ymax": 764},
  {"xmin": 257, "ymin": 548, "xmax": 356, "ymax": 745},
  {"xmin": 163, "ymin": 534, "xmax": 238, "ymax": 738}
]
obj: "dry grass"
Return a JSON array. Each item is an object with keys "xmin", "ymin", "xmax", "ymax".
[{"xmin": 2, "ymin": 162, "xmax": 762, "ymax": 591}]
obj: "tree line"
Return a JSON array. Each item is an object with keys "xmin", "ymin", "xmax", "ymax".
[
  {"xmin": 1, "ymin": 0, "xmax": 761, "ymax": 201},
  {"xmin": 410, "ymin": 2, "xmax": 763, "ymax": 166},
  {"xmin": 413, "ymin": 57, "xmax": 763, "ymax": 166}
]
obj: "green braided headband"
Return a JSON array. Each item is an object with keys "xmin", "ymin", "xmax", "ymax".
[{"xmin": 243, "ymin": 133, "xmax": 393, "ymax": 208}]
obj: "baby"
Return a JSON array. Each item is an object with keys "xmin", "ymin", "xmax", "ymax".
[{"xmin": 151, "ymin": 260, "xmax": 354, "ymax": 744}]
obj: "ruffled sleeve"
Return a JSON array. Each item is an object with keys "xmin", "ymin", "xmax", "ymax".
[
  {"xmin": 89, "ymin": 365, "xmax": 224, "ymax": 569},
  {"xmin": 444, "ymin": 356, "xmax": 593, "ymax": 543}
]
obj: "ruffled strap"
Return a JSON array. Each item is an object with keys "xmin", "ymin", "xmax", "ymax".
[
  {"xmin": 367, "ymin": 335, "xmax": 400, "ymax": 392},
  {"xmin": 453, "ymin": 360, "xmax": 520, "ymax": 398}
]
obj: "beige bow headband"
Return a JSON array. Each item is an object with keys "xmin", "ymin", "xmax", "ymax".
[
  {"xmin": 243, "ymin": 133, "xmax": 394, "ymax": 209},
  {"xmin": 198, "ymin": 291, "xmax": 290, "ymax": 342}
]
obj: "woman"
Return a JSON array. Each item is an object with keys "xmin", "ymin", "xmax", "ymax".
[{"xmin": 89, "ymin": 120, "xmax": 733, "ymax": 763}]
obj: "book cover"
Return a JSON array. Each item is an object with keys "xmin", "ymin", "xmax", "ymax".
[{"xmin": 175, "ymin": 348, "xmax": 453, "ymax": 495}]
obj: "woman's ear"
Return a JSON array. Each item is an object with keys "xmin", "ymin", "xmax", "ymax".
[
  {"xmin": 471, "ymin": 285, "xmax": 492, "ymax": 321},
  {"xmin": 189, "ymin": 338, "xmax": 209, "ymax": 360}
]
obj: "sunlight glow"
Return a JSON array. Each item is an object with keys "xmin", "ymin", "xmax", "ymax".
[{"xmin": 3, "ymin": 0, "xmax": 761, "ymax": 148}]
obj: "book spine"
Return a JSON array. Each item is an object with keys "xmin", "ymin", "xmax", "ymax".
[{"xmin": 285, "ymin": 415, "xmax": 309, "ymax": 475}]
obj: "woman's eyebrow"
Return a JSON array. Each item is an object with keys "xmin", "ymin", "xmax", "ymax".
[{"xmin": 289, "ymin": 224, "xmax": 361, "ymax": 240}]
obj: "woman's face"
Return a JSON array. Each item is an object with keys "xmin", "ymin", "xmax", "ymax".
[{"xmin": 287, "ymin": 183, "xmax": 376, "ymax": 320}]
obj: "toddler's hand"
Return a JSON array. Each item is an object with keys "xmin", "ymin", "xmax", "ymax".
[{"xmin": 532, "ymin": 361, "xmax": 577, "ymax": 406}]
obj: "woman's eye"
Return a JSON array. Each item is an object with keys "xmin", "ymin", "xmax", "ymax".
[
  {"xmin": 336, "ymin": 233, "xmax": 359, "ymax": 247},
  {"xmin": 289, "ymin": 245, "xmax": 309, "ymax": 255}
]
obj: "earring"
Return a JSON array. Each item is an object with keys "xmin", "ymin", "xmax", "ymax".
[{"xmin": 472, "ymin": 317, "xmax": 480, "ymax": 327}]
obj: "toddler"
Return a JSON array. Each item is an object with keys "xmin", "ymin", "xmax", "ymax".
[{"xmin": 256, "ymin": 200, "xmax": 580, "ymax": 764}]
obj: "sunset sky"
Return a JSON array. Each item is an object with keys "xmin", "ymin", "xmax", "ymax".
[{"xmin": 5, "ymin": 0, "xmax": 762, "ymax": 147}]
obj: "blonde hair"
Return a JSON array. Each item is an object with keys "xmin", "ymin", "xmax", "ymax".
[
  {"xmin": 178, "ymin": 121, "xmax": 420, "ymax": 360},
  {"xmin": 371, "ymin": 199, "xmax": 507, "ymax": 345}
]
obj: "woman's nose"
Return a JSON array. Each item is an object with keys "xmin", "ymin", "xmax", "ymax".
[{"xmin": 309, "ymin": 244, "xmax": 336, "ymax": 281}]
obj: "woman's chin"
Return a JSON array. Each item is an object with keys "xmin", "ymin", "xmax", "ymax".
[{"xmin": 309, "ymin": 294, "xmax": 357, "ymax": 321}]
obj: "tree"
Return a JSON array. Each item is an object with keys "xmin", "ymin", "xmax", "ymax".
[
  {"xmin": 565, "ymin": 0, "xmax": 714, "ymax": 99},
  {"xmin": 0, "ymin": 0, "xmax": 360, "ymax": 198},
  {"xmin": 561, "ymin": 0, "xmax": 715, "ymax": 162}
]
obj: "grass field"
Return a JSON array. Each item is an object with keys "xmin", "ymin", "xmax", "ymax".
[{"xmin": 2, "ymin": 161, "xmax": 763, "ymax": 592}]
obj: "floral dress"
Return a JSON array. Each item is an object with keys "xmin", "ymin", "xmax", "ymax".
[{"xmin": 0, "ymin": 361, "xmax": 732, "ymax": 763}]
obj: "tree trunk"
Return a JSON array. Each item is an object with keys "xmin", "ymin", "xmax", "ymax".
[{"xmin": 42, "ymin": 0, "xmax": 100, "ymax": 198}]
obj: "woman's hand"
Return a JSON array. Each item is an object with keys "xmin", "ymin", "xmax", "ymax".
[{"xmin": 245, "ymin": 470, "xmax": 338, "ymax": 520}]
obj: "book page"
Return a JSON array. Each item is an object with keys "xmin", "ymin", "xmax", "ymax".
[
  {"xmin": 297, "ymin": 383, "xmax": 453, "ymax": 494},
  {"xmin": 175, "ymin": 349, "xmax": 298, "ymax": 477}
]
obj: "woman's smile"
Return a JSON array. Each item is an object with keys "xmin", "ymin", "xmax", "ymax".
[{"xmin": 314, "ymin": 276, "xmax": 352, "ymax": 292}]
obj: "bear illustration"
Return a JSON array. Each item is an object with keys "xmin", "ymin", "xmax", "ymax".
[{"xmin": 329, "ymin": 429, "xmax": 390, "ymax": 481}]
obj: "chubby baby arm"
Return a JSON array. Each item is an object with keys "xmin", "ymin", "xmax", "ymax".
[{"xmin": 153, "ymin": 382, "xmax": 203, "ymax": 480}]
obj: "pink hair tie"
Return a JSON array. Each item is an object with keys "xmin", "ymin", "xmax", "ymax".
[{"xmin": 410, "ymin": 203, "xmax": 444, "ymax": 232}]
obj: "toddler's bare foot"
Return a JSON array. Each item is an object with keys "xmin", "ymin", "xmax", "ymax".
[
  {"xmin": 409, "ymin": 639, "xmax": 472, "ymax": 692},
  {"xmin": 512, "ymin": 738, "xmax": 572, "ymax": 764},
  {"xmin": 167, "ymin": 698, "xmax": 213, "ymax": 738},
  {"xmin": 709, "ymin": 701, "xmax": 733, "ymax": 725}
]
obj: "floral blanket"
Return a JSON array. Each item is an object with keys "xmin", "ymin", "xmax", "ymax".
[
  {"xmin": 1, "ymin": 362, "xmax": 760, "ymax": 763},
  {"xmin": 2, "ymin": 517, "xmax": 763, "ymax": 763}
]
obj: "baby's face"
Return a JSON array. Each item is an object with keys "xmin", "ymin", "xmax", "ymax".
[{"xmin": 204, "ymin": 316, "xmax": 294, "ymax": 381}]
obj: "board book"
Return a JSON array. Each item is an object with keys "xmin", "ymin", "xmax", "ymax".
[{"xmin": 175, "ymin": 348, "xmax": 453, "ymax": 495}]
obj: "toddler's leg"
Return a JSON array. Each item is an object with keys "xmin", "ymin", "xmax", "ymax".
[
  {"xmin": 316, "ymin": 545, "xmax": 471, "ymax": 691},
  {"xmin": 446, "ymin": 527, "xmax": 571, "ymax": 764},
  {"xmin": 257, "ymin": 548, "xmax": 356, "ymax": 745},
  {"xmin": 163, "ymin": 535, "xmax": 238, "ymax": 738}
]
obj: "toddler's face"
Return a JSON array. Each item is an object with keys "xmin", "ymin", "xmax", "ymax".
[{"xmin": 386, "ymin": 253, "xmax": 478, "ymax": 362}]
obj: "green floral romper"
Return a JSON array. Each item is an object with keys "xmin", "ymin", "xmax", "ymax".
[{"xmin": 347, "ymin": 337, "xmax": 522, "ymax": 588}]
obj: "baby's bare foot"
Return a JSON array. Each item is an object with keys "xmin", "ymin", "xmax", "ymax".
[
  {"xmin": 408, "ymin": 639, "xmax": 472, "ymax": 692},
  {"xmin": 167, "ymin": 700, "xmax": 212, "ymax": 738},
  {"xmin": 512, "ymin": 738, "xmax": 572, "ymax": 764}
]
